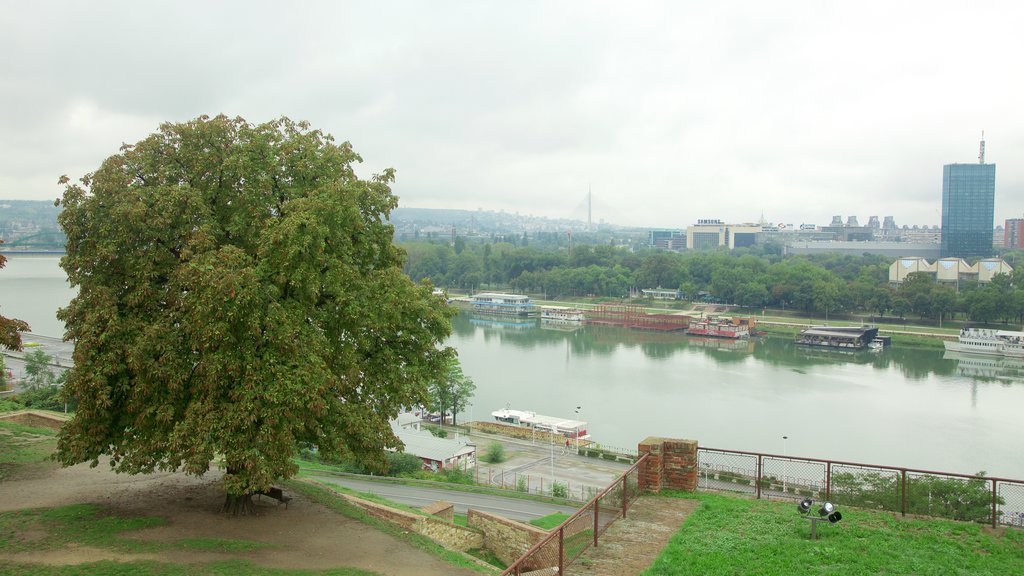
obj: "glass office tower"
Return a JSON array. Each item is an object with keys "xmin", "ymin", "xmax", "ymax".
[{"xmin": 940, "ymin": 163, "xmax": 995, "ymax": 258}]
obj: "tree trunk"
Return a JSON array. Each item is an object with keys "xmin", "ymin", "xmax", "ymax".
[{"xmin": 222, "ymin": 492, "xmax": 256, "ymax": 515}]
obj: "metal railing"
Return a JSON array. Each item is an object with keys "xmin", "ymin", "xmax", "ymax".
[
  {"xmin": 501, "ymin": 453, "xmax": 648, "ymax": 575},
  {"xmin": 697, "ymin": 447, "xmax": 1024, "ymax": 528}
]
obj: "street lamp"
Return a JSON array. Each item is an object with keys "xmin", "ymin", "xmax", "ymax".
[
  {"xmin": 782, "ymin": 436, "xmax": 788, "ymax": 494},
  {"xmin": 574, "ymin": 406, "xmax": 582, "ymax": 454}
]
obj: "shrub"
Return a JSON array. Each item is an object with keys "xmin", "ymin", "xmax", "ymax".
[
  {"xmin": 386, "ymin": 452, "xmax": 425, "ymax": 476},
  {"xmin": 481, "ymin": 442, "xmax": 506, "ymax": 464},
  {"xmin": 516, "ymin": 476, "xmax": 529, "ymax": 493},
  {"xmin": 439, "ymin": 467, "xmax": 475, "ymax": 485},
  {"xmin": 551, "ymin": 482, "xmax": 568, "ymax": 498}
]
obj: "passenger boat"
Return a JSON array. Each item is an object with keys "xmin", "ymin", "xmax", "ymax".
[
  {"xmin": 491, "ymin": 408, "xmax": 589, "ymax": 441},
  {"xmin": 686, "ymin": 317, "xmax": 749, "ymax": 339},
  {"xmin": 795, "ymin": 326, "xmax": 879, "ymax": 350},
  {"xmin": 943, "ymin": 328, "xmax": 1024, "ymax": 358},
  {"xmin": 469, "ymin": 292, "xmax": 539, "ymax": 317},
  {"xmin": 540, "ymin": 306, "xmax": 585, "ymax": 323}
]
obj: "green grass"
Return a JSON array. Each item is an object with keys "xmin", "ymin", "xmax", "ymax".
[
  {"xmin": 530, "ymin": 512, "xmax": 570, "ymax": 530},
  {"xmin": 286, "ymin": 480, "xmax": 494, "ymax": 574},
  {"xmin": 0, "ymin": 420, "xmax": 58, "ymax": 479},
  {"xmin": 643, "ymin": 492, "xmax": 1024, "ymax": 576},
  {"xmin": 0, "ymin": 503, "xmax": 278, "ymax": 555}
]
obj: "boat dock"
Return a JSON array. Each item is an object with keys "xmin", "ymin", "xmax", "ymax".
[{"xmin": 585, "ymin": 303, "xmax": 691, "ymax": 331}]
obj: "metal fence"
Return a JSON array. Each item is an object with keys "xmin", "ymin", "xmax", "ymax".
[
  {"xmin": 475, "ymin": 465, "xmax": 606, "ymax": 502},
  {"xmin": 501, "ymin": 453, "xmax": 648, "ymax": 575},
  {"xmin": 697, "ymin": 447, "xmax": 1024, "ymax": 528}
]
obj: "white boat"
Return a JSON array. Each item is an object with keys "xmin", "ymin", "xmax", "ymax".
[
  {"xmin": 491, "ymin": 408, "xmax": 589, "ymax": 440},
  {"xmin": 470, "ymin": 292, "xmax": 539, "ymax": 317},
  {"xmin": 540, "ymin": 306, "xmax": 585, "ymax": 323},
  {"xmin": 943, "ymin": 328, "xmax": 1024, "ymax": 358}
]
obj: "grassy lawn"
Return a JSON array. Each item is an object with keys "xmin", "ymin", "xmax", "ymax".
[
  {"xmin": 0, "ymin": 504, "xmax": 383, "ymax": 576},
  {"xmin": 644, "ymin": 492, "xmax": 1024, "ymax": 576},
  {"xmin": 0, "ymin": 420, "xmax": 59, "ymax": 480}
]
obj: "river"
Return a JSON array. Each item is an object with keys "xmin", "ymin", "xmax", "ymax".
[{"xmin": 2, "ymin": 253, "xmax": 1022, "ymax": 479}]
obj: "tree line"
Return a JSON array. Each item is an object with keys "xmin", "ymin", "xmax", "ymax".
[{"xmin": 402, "ymin": 238, "xmax": 1024, "ymax": 326}]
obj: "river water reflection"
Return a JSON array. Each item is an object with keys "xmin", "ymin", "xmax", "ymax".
[
  {"xmin": 451, "ymin": 314, "xmax": 1024, "ymax": 480},
  {"xmin": 2, "ymin": 254, "xmax": 1022, "ymax": 479}
]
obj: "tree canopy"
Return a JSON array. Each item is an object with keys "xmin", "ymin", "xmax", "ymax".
[{"xmin": 54, "ymin": 115, "xmax": 454, "ymax": 505}]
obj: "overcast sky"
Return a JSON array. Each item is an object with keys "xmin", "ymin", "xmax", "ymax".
[{"xmin": 2, "ymin": 1, "xmax": 1022, "ymax": 228}]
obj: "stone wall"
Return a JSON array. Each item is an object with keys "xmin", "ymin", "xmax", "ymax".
[
  {"xmin": 0, "ymin": 410, "xmax": 68, "ymax": 430},
  {"xmin": 421, "ymin": 500, "xmax": 454, "ymax": 522},
  {"xmin": 468, "ymin": 509, "xmax": 551, "ymax": 568},
  {"xmin": 337, "ymin": 493, "xmax": 483, "ymax": 551},
  {"xmin": 638, "ymin": 437, "xmax": 698, "ymax": 492}
]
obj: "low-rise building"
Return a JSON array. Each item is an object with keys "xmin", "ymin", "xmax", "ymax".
[
  {"xmin": 888, "ymin": 257, "xmax": 1012, "ymax": 286},
  {"xmin": 392, "ymin": 414, "xmax": 476, "ymax": 471}
]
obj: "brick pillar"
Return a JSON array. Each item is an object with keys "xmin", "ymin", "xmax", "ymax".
[{"xmin": 638, "ymin": 437, "xmax": 698, "ymax": 492}]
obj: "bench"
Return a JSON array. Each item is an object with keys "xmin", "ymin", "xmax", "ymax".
[{"xmin": 255, "ymin": 487, "xmax": 293, "ymax": 509}]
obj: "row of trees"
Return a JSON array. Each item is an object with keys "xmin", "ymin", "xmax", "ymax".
[{"xmin": 403, "ymin": 238, "xmax": 1024, "ymax": 325}]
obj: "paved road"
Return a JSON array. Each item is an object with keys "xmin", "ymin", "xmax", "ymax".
[{"xmin": 309, "ymin": 473, "xmax": 581, "ymax": 522}]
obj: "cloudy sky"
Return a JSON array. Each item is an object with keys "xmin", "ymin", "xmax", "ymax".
[{"xmin": 2, "ymin": 1, "xmax": 1022, "ymax": 228}]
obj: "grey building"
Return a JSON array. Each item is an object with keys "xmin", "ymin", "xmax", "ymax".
[{"xmin": 941, "ymin": 142, "xmax": 995, "ymax": 258}]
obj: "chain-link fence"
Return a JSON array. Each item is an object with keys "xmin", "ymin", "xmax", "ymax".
[
  {"xmin": 698, "ymin": 447, "xmax": 1024, "ymax": 528},
  {"xmin": 501, "ymin": 454, "xmax": 647, "ymax": 575}
]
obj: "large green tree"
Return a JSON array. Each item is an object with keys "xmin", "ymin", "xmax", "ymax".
[
  {"xmin": 427, "ymin": 357, "xmax": 475, "ymax": 426},
  {"xmin": 54, "ymin": 115, "xmax": 455, "ymax": 512}
]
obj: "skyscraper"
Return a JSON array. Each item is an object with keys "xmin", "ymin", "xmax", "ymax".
[{"xmin": 940, "ymin": 139, "xmax": 995, "ymax": 259}]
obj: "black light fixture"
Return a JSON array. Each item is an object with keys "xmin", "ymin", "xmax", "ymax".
[
  {"xmin": 797, "ymin": 498, "xmax": 841, "ymax": 539},
  {"xmin": 818, "ymin": 501, "xmax": 842, "ymax": 523}
]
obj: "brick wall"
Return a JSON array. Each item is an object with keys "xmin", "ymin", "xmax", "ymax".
[{"xmin": 638, "ymin": 437, "xmax": 698, "ymax": 492}]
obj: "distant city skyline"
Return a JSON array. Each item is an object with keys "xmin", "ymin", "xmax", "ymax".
[{"xmin": 2, "ymin": 2, "xmax": 1023, "ymax": 228}]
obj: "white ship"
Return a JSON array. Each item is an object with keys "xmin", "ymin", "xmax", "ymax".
[
  {"xmin": 540, "ymin": 306, "xmax": 585, "ymax": 323},
  {"xmin": 943, "ymin": 328, "xmax": 1024, "ymax": 358}
]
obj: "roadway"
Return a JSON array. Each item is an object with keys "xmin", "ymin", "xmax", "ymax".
[{"xmin": 307, "ymin": 473, "xmax": 581, "ymax": 522}]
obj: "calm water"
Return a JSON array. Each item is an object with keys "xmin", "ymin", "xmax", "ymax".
[{"xmin": 3, "ymin": 254, "xmax": 1022, "ymax": 479}]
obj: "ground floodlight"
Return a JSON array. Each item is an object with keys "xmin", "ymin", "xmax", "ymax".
[
  {"xmin": 827, "ymin": 510, "xmax": 842, "ymax": 523},
  {"xmin": 818, "ymin": 502, "xmax": 835, "ymax": 516},
  {"xmin": 798, "ymin": 498, "xmax": 813, "ymax": 514}
]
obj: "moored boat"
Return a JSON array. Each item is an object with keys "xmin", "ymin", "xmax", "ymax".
[
  {"xmin": 686, "ymin": 317, "xmax": 749, "ymax": 339},
  {"xmin": 943, "ymin": 328, "xmax": 1024, "ymax": 358},
  {"xmin": 540, "ymin": 306, "xmax": 586, "ymax": 323},
  {"xmin": 795, "ymin": 326, "xmax": 879, "ymax": 350},
  {"xmin": 491, "ymin": 408, "xmax": 589, "ymax": 441},
  {"xmin": 469, "ymin": 292, "xmax": 539, "ymax": 317}
]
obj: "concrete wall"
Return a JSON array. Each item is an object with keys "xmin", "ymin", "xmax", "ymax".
[{"xmin": 638, "ymin": 437, "xmax": 698, "ymax": 492}]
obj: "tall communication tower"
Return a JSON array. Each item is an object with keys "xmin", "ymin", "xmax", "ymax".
[
  {"xmin": 588, "ymin": 185, "xmax": 592, "ymax": 232},
  {"xmin": 979, "ymin": 131, "xmax": 986, "ymax": 164}
]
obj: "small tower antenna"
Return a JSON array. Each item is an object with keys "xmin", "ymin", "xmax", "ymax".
[{"xmin": 979, "ymin": 130, "xmax": 986, "ymax": 164}]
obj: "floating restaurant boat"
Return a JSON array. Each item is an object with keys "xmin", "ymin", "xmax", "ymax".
[
  {"xmin": 540, "ymin": 306, "xmax": 586, "ymax": 323},
  {"xmin": 943, "ymin": 328, "xmax": 1024, "ymax": 358},
  {"xmin": 491, "ymin": 408, "xmax": 589, "ymax": 441},
  {"xmin": 795, "ymin": 326, "xmax": 880, "ymax": 350},
  {"xmin": 469, "ymin": 292, "xmax": 539, "ymax": 317},
  {"xmin": 685, "ymin": 317, "xmax": 749, "ymax": 339}
]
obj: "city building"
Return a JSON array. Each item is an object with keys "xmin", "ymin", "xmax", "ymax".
[
  {"xmin": 686, "ymin": 219, "xmax": 761, "ymax": 250},
  {"xmin": 940, "ymin": 139, "xmax": 996, "ymax": 258},
  {"xmin": 648, "ymin": 229, "xmax": 686, "ymax": 251},
  {"xmin": 888, "ymin": 257, "xmax": 1011, "ymax": 286},
  {"xmin": 1005, "ymin": 218, "xmax": 1024, "ymax": 250}
]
